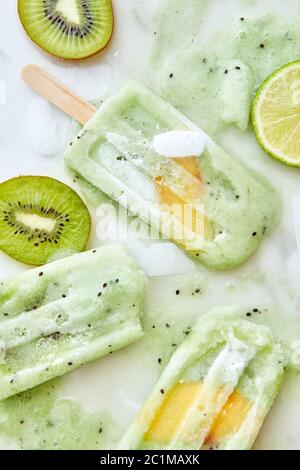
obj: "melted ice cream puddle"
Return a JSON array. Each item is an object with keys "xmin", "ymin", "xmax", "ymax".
[
  {"xmin": 293, "ymin": 194, "xmax": 300, "ymax": 252},
  {"xmin": 153, "ymin": 131, "xmax": 207, "ymax": 157}
]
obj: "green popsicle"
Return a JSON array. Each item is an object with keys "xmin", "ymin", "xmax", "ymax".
[
  {"xmin": 118, "ymin": 306, "xmax": 285, "ymax": 450},
  {"xmin": 0, "ymin": 245, "xmax": 147, "ymax": 400},
  {"xmin": 65, "ymin": 81, "xmax": 280, "ymax": 271}
]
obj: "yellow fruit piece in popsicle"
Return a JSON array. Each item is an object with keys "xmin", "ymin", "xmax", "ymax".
[
  {"xmin": 205, "ymin": 389, "xmax": 252, "ymax": 447},
  {"xmin": 145, "ymin": 382, "xmax": 251, "ymax": 447},
  {"xmin": 145, "ymin": 382, "xmax": 201, "ymax": 442},
  {"xmin": 155, "ymin": 156, "xmax": 212, "ymax": 244},
  {"xmin": 174, "ymin": 157, "xmax": 203, "ymax": 180}
]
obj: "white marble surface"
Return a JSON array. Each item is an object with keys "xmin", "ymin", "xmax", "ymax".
[{"xmin": 1, "ymin": 0, "xmax": 300, "ymax": 450}]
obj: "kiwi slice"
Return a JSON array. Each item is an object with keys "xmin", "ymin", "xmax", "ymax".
[
  {"xmin": 0, "ymin": 176, "xmax": 91, "ymax": 266},
  {"xmin": 18, "ymin": 0, "xmax": 114, "ymax": 60}
]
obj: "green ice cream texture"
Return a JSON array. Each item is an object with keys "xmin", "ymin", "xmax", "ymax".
[
  {"xmin": 0, "ymin": 380, "xmax": 117, "ymax": 450},
  {"xmin": 118, "ymin": 306, "xmax": 285, "ymax": 451},
  {"xmin": 1, "ymin": 0, "xmax": 297, "ymax": 450},
  {"xmin": 65, "ymin": 81, "xmax": 280, "ymax": 271},
  {"xmin": 150, "ymin": 0, "xmax": 300, "ymax": 137},
  {"xmin": 0, "ymin": 245, "xmax": 147, "ymax": 401}
]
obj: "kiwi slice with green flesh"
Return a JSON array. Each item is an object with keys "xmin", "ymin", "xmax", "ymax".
[
  {"xmin": 18, "ymin": 0, "xmax": 114, "ymax": 60},
  {"xmin": 0, "ymin": 176, "xmax": 91, "ymax": 266}
]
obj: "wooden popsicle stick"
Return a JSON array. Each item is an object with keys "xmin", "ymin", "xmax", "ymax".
[{"xmin": 21, "ymin": 64, "xmax": 97, "ymax": 125}]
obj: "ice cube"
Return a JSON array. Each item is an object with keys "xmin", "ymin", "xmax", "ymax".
[
  {"xmin": 147, "ymin": 242, "xmax": 195, "ymax": 276},
  {"xmin": 153, "ymin": 131, "xmax": 206, "ymax": 157},
  {"xmin": 27, "ymin": 98, "xmax": 60, "ymax": 156},
  {"xmin": 287, "ymin": 250, "xmax": 300, "ymax": 273},
  {"xmin": 125, "ymin": 240, "xmax": 151, "ymax": 273},
  {"xmin": 126, "ymin": 240, "xmax": 195, "ymax": 277}
]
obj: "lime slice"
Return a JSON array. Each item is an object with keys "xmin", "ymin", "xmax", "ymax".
[{"xmin": 252, "ymin": 61, "xmax": 300, "ymax": 167}]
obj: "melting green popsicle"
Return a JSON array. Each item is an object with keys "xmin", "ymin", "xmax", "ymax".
[
  {"xmin": 117, "ymin": 306, "xmax": 285, "ymax": 450},
  {"xmin": 65, "ymin": 81, "xmax": 280, "ymax": 271},
  {"xmin": 0, "ymin": 245, "xmax": 147, "ymax": 401}
]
